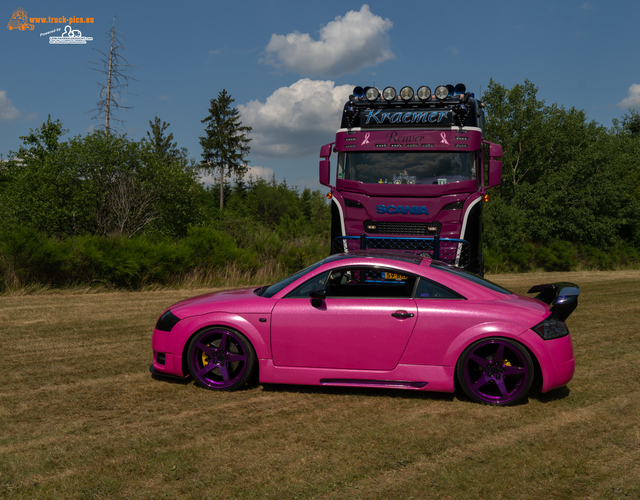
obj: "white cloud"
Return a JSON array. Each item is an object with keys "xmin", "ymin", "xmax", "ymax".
[
  {"xmin": 617, "ymin": 84, "xmax": 640, "ymax": 109},
  {"xmin": 264, "ymin": 5, "xmax": 393, "ymax": 77},
  {"xmin": 239, "ymin": 78, "xmax": 352, "ymax": 158},
  {"xmin": 242, "ymin": 165, "xmax": 274, "ymax": 182},
  {"xmin": 0, "ymin": 90, "xmax": 20, "ymax": 121}
]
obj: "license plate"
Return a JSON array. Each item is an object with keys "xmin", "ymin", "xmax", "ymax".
[{"xmin": 384, "ymin": 272, "xmax": 407, "ymax": 280}]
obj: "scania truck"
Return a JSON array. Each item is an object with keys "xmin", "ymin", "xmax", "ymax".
[{"xmin": 319, "ymin": 83, "xmax": 502, "ymax": 275}]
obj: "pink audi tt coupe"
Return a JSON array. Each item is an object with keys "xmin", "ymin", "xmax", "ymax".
[{"xmin": 151, "ymin": 251, "xmax": 579, "ymax": 405}]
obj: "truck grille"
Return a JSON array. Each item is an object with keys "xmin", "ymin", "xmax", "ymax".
[{"xmin": 363, "ymin": 220, "xmax": 441, "ymax": 236}]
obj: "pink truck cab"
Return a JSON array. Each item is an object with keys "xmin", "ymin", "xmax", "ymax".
[{"xmin": 320, "ymin": 83, "xmax": 502, "ymax": 275}]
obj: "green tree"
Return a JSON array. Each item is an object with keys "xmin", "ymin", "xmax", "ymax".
[
  {"xmin": 1, "ymin": 122, "xmax": 204, "ymax": 238},
  {"xmin": 483, "ymin": 80, "xmax": 640, "ymax": 249},
  {"xmin": 199, "ymin": 89, "xmax": 252, "ymax": 210},
  {"xmin": 612, "ymin": 109, "xmax": 640, "ymax": 137},
  {"xmin": 15, "ymin": 115, "xmax": 67, "ymax": 158},
  {"xmin": 144, "ymin": 116, "xmax": 182, "ymax": 161}
]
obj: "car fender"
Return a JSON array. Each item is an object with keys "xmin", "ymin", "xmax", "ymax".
[
  {"xmin": 163, "ymin": 311, "xmax": 271, "ymax": 361},
  {"xmin": 442, "ymin": 321, "xmax": 529, "ymax": 367}
]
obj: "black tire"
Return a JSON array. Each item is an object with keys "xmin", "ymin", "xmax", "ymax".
[
  {"xmin": 456, "ymin": 337, "xmax": 534, "ymax": 406},
  {"xmin": 187, "ymin": 327, "xmax": 256, "ymax": 391}
]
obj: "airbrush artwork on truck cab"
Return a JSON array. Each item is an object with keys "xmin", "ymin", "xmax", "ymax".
[{"xmin": 319, "ymin": 83, "xmax": 502, "ymax": 275}]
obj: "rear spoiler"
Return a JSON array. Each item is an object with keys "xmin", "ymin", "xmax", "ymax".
[{"xmin": 527, "ymin": 282, "xmax": 580, "ymax": 321}]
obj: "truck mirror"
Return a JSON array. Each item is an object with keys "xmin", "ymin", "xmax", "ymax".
[
  {"xmin": 320, "ymin": 144, "xmax": 333, "ymax": 158},
  {"xmin": 488, "ymin": 159, "xmax": 502, "ymax": 188},
  {"xmin": 489, "ymin": 143, "xmax": 502, "ymax": 158},
  {"xmin": 319, "ymin": 159, "xmax": 331, "ymax": 187}
]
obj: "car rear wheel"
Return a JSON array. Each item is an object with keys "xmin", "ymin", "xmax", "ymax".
[
  {"xmin": 456, "ymin": 337, "xmax": 534, "ymax": 406},
  {"xmin": 187, "ymin": 327, "xmax": 256, "ymax": 391}
]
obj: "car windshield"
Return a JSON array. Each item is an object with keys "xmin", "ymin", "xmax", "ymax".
[
  {"xmin": 338, "ymin": 151, "xmax": 476, "ymax": 186},
  {"xmin": 430, "ymin": 262, "xmax": 512, "ymax": 295},
  {"xmin": 258, "ymin": 261, "xmax": 327, "ymax": 298}
]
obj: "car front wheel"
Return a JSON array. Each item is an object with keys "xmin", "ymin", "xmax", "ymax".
[
  {"xmin": 456, "ymin": 337, "xmax": 534, "ymax": 406},
  {"xmin": 187, "ymin": 327, "xmax": 256, "ymax": 391}
]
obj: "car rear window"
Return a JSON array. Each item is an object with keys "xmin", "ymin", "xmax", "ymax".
[{"xmin": 430, "ymin": 262, "xmax": 512, "ymax": 295}]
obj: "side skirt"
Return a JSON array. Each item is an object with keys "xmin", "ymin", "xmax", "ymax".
[{"xmin": 258, "ymin": 359, "xmax": 455, "ymax": 393}]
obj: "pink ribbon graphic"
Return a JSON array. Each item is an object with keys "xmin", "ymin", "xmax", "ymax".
[
  {"xmin": 440, "ymin": 132, "xmax": 449, "ymax": 145},
  {"xmin": 361, "ymin": 132, "xmax": 370, "ymax": 145}
]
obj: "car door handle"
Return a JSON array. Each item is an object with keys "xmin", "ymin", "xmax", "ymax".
[{"xmin": 392, "ymin": 311, "xmax": 414, "ymax": 318}]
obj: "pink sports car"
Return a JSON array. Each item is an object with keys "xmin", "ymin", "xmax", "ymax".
[{"xmin": 151, "ymin": 251, "xmax": 579, "ymax": 405}]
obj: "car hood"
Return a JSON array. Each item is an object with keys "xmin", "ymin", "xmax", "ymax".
[{"xmin": 169, "ymin": 287, "xmax": 274, "ymax": 318}]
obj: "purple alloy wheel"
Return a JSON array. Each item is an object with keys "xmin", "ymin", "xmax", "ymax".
[
  {"xmin": 188, "ymin": 329, "xmax": 249, "ymax": 389},
  {"xmin": 460, "ymin": 338, "xmax": 533, "ymax": 405}
]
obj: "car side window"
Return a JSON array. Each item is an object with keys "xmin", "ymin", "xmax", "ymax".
[
  {"xmin": 284, "ymin": 271, "xmax": 330, "ymax": 299},
  {"xmin": 414, "ymin": 277, "xmax": 464, "ymax": 299},
  {"xmin": 326, "ymin": 267, "xmax": 416, "ymax": 298}
]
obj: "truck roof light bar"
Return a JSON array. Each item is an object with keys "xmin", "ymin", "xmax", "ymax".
[{"xmin": 351, "ymin": 83, "xmax": 470, "ymax": 103}]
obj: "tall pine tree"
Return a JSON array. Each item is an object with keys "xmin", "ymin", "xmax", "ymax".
[{"xmin": 199, "ymin": 90, "xmax": 252, "ymax": 210}]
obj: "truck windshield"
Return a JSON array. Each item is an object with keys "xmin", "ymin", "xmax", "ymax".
[{"xmin": 338, "ymin": 151, "xmax": 476, "ymax": 185}]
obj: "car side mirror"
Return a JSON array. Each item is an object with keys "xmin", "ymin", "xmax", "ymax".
[{"xmin": 309, "ymin": 287, "xmax": 326, "ymax": 308}]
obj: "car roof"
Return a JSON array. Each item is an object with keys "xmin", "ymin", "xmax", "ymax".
[{"xmin": 322, "ymin": 250, "xmax": 425, "ymax": 266}]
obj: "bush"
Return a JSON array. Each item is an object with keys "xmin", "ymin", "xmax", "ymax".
[
  {"xmin": 0, "ymin": 222, "xmax": 331, "ymax": 292},
  {"xmin": 484, "ymin": 240, "xmax": 640, "ymax": 274}
]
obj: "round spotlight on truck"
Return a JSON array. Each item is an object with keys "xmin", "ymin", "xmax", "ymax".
[
  {"xmin": 382, "ymin": 86, "xmax": 397, "ymax": 101},
  {"xmin": 399, "ymin": 86, "xmax": 414, "ymax": 101},
  {"xmin": 454, "ymin": 83, "xmax": 466, "ymax": 95},
  {"xmin": 365, "ymin": 86, "xmax": 379, "ymax": 102},
  {"xmin": 417, "ymin": 86, "xmax": 431, "ymax": 101},
  {"xmin": 435, "ymin": 85, "xmax": 449, "ymax": 100},
  {"xmin": 353, "ymin": 86, "xmax": 364, "ymax": 99}
]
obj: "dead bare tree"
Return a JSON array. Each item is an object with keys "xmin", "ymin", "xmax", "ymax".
[
  {"xmin": 98, "ymin": 176, "xmax": 159, "ymax": 237},
  {"xmin": 89, "ymin": 13, "xmax": 136, "ymax": 135}
]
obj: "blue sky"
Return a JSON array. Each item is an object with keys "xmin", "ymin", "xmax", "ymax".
[{"xmin": 1, "ymin": 0, "xmax": 639, "ymax": 191}]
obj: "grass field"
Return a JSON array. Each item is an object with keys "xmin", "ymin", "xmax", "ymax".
[{"xmin": 1, "ymin": 271, "xmax": 639, "ymax": 499}]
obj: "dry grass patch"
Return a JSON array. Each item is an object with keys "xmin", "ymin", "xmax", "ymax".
[{"xmin": 1, "ymin": 271, "xmax": 639, "ymax": 499}]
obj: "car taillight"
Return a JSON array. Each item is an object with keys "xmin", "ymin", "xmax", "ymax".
[{"xmin": 533, "ymin": 316, "xmax": 569, "ymax": 340}]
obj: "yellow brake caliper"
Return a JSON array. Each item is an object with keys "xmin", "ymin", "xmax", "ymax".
[{"xmin": 202, "ymin": 343, "xmax": 211, "ymax": 366}]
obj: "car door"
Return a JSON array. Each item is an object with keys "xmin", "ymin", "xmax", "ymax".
[{"xmin": 271, "ymin": 266, "xmax": 418, "ymax": 371}]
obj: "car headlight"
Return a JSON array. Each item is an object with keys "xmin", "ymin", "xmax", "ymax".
[
  {"xmin": 156, "ymin": 309, "xmax": 181, "ymax": 332},
  {"xmin": 533, "ymin": 316, "xmax": 569, "ymax": 340}
]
